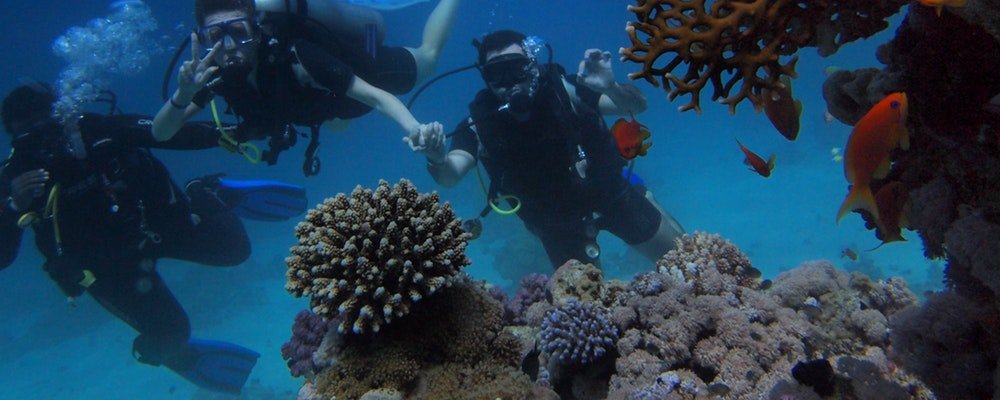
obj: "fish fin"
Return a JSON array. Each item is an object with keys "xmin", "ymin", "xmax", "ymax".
[
  {"xmin": 794, "ymin": 99, "xmax": 803, "ymax": 116},
  {"xmin": 640, "ymin": 142, "xmax": 653, "ymax": 156},
  {"xmin": 873, "ymin": 158, "xmax": 892, "ymax": 179},
  {"xmin": 767, "ymin": 154, "xmax": 776, "ymax": 171},
  {"xmin": 936, "ymin": 5, "xmax": 943, "ymax": 16},
  {"xmin": 898, "ymin": 125, "xmax": 910, "ymax": 151},
  {"xmin": 837, "ymin": 184, "xmax": 879, "ymax": 224}
]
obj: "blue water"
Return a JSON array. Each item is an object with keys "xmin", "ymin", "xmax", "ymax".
[{"xmin": 0, "ymin": 1, "xmax": 941, "ymax": 398}]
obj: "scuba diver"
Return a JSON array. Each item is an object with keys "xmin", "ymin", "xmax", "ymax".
[
  {"xmin": 0, "ymin": 83, "xmax": 307, "ymax": 394},
  {"xmin": 153, "ymin": 0, "xmax": 460, "ymax": 176},
  {"xmin": 409, "ymin": 30, "xmax": 686, "ymax": 268}
]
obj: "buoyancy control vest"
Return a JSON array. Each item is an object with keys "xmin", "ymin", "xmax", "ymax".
[{"xmin": 468, "ymin": 64, "xmax": 626, "ymax": 222}]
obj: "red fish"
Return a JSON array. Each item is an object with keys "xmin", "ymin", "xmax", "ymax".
[
  {"xmin": 736, "ymin": 139, "xmax": 775, "ymax": 177},
  {"xmin": 918, "ymin": 0, "xmax": 967, "ymax": 16},
  {"xmin": 873, "ymin": 181, "xmax": 910, "ymax": 245},
  {"xmin": 836, "ymin": 93, "xmax": 909, "ymax": 224},
  {"xmin": 762, "ymin": 76, "xmax": 803, "ymax": 141},
  {"xmin": 611, "ymin": 113, "xmax": 652, "ymax": 160},
  {"xmin": 841, "ymin": 248, "xmax": 858, "ymax": 261}
]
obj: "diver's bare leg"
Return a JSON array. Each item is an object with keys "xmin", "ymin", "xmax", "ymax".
[{"xmin": 406, "ymin": 0, "xmax": 462, "ymax": 83}]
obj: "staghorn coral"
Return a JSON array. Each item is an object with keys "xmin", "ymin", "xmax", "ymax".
[
  {"xmin": 285, "ymin": 179, "xmax": 471, "ymax": 334},
  {"xmin": 655, "ymin": 231, "xmax": 761, "ymax": 294},
  {"xmin": 539, "ymin": 298, "xmax": 619, "ymax": 366},
  {"xmin": 621, "ymin": 0, "xmax": 908, "ymax": 113}
]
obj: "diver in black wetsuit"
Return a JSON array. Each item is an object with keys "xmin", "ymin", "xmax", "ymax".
[
  {"xmin": 0, "ymin": 84, "xmax": 259, "ymax": 393},
  {"xmin": 153, "ymin": 0, "xmax": 461, "ymax": 175},
  {"xmin": 411, "ymin": 30, "xmax": 686, "ymax": 268}
]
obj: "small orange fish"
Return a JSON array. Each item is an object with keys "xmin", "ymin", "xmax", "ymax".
[
  {"xmin": 841, "ymin": 248, "xmax": 858, "ymax": 261},
  {"xmin": 918, "ymin": 0, "xmax": 967, "ymax": 16},
  {"xmin": 736, "ymin": 139, "xmax": 775, "ymax": 177},
  {"xmin": 611, "ymin": 113, "xmax": 652, "ymax": 160},
  {"xmin": 873, "ymin": 181, "xmax": 910, "ymax": 245},
  {"xmin": 762, "ymin": 76, "xmax": 803, "ymax": 141},
  {"xmin": 836, "ymin": 93, "xmax": 909, "ymax": 224}
]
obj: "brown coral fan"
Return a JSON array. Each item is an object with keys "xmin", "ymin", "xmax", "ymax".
[
  {"xmin": 285, "ymin": 179, "xmax": 471, "ymax": 334},
  {"xmin": 655, "ymin": 231, "xmax": 761, "ymax": 294},
  {"xmin": 621, "ymin": 0, "xmax": 908, "ymax": 113}
]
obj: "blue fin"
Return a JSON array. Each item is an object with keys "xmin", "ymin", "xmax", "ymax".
[
  {"xmin": 218, "ymin": 179, "xmax": 308, "ymax": 221},
  {"xmin": 175, "ymin": 339, "xmax": 260, "ymax": 394}
]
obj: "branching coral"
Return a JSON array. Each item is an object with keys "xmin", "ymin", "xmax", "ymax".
[
  {"xmin": 621, "ymin": 0, "xmax": 907, "ymax": 113},
  {"xmin": 285, "ymin": 179, "xmax": 470, "ymax": 334},
  {"xmin": 539, "ymin": 298, "xmax": 619, "ymax": 366}
]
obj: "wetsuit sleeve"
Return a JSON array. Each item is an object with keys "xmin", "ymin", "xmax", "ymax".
[
  {"xmin": 449, "ymin": 119, "xmax": 479, "ymax": 161},
  {"xmin": 565, "ymin": 74, "xmax": 603, "ymax": 112},
  {"xmin": 99, "ymin": 114, "xmax": 222, "ymax": 150},
  {"xmin": 0, "ymin": 170, "xmax": 23, "ymax": 270},
  {"xmin": 291, "ymin": 40, "xmax": 355, "ymax": 97}
]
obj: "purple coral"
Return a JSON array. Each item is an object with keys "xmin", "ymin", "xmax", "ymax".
[
  {"xmin": 539, "ymin": 298, "xmax": 619, "ymax": 366},
  {"xmin": 506, "ymin": 273, "xmax": 549, "ymax": 325},
  {"xmin": 281, "ymin": 310, "xmax": 333, "ymax": 377}
]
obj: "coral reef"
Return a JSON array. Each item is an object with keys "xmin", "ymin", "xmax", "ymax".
[
  {"xmin": 285, "ymin": 179, "xmax": 471, "ymax": 334},
  {"xmin": 655, "ymin": 232, "xmax": 762, "ymax": 294},
  {"xmin": 818, "ymin": 4, "xmax": 1000, "ymax": 398},
  {"xmin": 506, "ymin": 273, "xmax": 549, "ymax": 325},
  {"xmin": 311, "ymin": 277, "xmax": 534, "ymax": 400},
  {"xmin": 281, "ymin": 310, "xmax": 336, "ymax": 378},
  {"xmin": 769, "ymin": 261, "xmax": 917, "ymax": 356},
  {"xmin": 621, "ymin": 0, "xmax": 908, "ymax": 113},
  {"xmin": 539, "ymin": 298, "xmax": 619, "ymax": 366}
]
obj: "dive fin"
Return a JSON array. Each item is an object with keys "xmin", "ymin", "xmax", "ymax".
[
  {"xmin": 218, "ymin": 179, "xmax": 308, "ymax": 221},
  {"xmin": 175, "ymin": 339, "xmax": 260, "ymax": 394}
]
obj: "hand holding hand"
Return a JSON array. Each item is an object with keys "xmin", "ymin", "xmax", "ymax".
[
  {"xmin": 403, "ymin": 122, "xmax": 446, "ymax": 163},
  {"xmin": 9, "ymin": 169, "xmax": 49, "ymax": 211},
  {"xmin": 176, "ymin": 34, "xmax": 222, "ymax": 101},
  {"xmin": 577, "ymin": 49, "xmax": 616, "ymax": 93}
]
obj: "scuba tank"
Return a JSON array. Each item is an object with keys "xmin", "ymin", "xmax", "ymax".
[{"xmin": 254, "ymin": 0, "xmax": 385, "ymax": 52}]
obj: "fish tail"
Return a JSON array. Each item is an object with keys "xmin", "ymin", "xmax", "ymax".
[{"xmin": 836, "ymin": 184, "xmax": 879, "ymax": 224}]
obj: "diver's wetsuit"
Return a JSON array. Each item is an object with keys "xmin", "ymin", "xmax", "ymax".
[
  {"xmin": 450, "ymin": 65, "xmax": 663, "ymax": 267},
  {"xmin": 0, "ymin": 113, "xmax": 250, "ymax": 369},
  {"xmin": 192, "ymin": 35, "xmax": 417, "ymax": 144}
]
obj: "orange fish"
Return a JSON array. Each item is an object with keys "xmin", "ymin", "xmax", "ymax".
[
  {"xmin": 762, "ymin": 76, "xmax": 803, "ymax": 141},
  {"xmin": 873, "ymin": 181, "xmax": 910, "ymax": 245},
  {"xmin": 836, "ymin": 93, "xmax": 909, "ymax": 224},
  {"xmin": 918, "ymin": 0, "xmax": 967, "ymax": 16},
  {"xmin": 736, "ymin": 139, "xmax": 775, "ymax": 177},
  {"xmin": 841, "ymin": 248, "xmax": 858, "ymax": 261},
  {"xmin": 611, "ymin": 113, "xmax": 652, "ymax": 160}
]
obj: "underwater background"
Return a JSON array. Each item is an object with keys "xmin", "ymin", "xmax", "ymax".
[{"xmin": 0, "ymin": 0, "xmax": 958, "ymax": 399}]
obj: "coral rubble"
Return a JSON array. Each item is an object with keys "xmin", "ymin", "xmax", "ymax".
[
  {"xmin": 285, "ymin": 179, "xmax": 470, "ymax": 334},
  {"xmin": 622, "ymin": 0, "xmax": 908, "ymax": 113}
]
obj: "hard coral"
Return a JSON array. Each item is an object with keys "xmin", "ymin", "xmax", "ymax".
[
  {"xmin": 539, "ymin": 298, "xmax": 619, "ymax": 366},
  {"xmin": 281, "ymin": 310, "xmax": 335, "ymax": 378},
  {"xmin": 655, "ymin": 231, "xmax": 761, "ymax": 295},
  {"xmin": 285, "ymin": 179, "xmax": 470, "ymax": 334},
  {"xmin": 622, "ymin": 0, "xmax": 907, "ymax": 113}
]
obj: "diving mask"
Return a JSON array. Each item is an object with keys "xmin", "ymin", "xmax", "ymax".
[
  {"xmin": 197, "ymin": 17, "xmax": 257, "ymax": 48},
  {"xmin": 481, "ymin": 54, "xmax": 532, "ymax": 89}
]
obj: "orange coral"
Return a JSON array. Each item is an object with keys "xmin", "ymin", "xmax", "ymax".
[{"xmin": 622, "ymin": 0, "xmax": 908, "ymax": 113}]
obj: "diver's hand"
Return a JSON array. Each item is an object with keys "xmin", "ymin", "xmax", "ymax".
[
  {"xmin": 403, "ymin": 122, "xmax": 446, "ymax": 162},
  {"xmin": 176, "ymin": 34, "xmax": 222, "ymax": 101},
  {"xmin": 9, "ymin": 169, "xmax": 49, "ymax": 211},
  {"xmin": 577, "ymin": 49, "xmax": 616, "ymax": 93}
]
